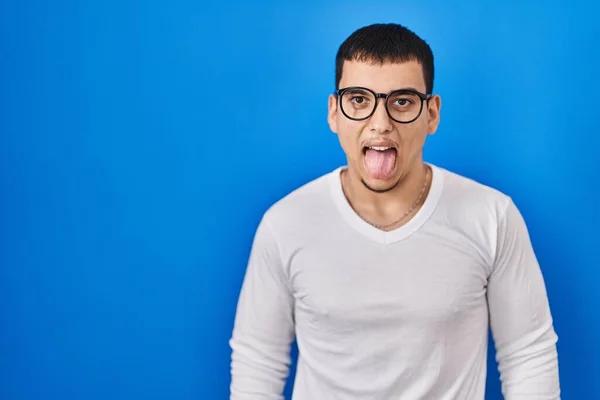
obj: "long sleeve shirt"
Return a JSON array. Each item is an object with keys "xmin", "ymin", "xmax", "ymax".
[{"xmin": 230, "ymin": 163, "xmax": 560, "ymax": 399}]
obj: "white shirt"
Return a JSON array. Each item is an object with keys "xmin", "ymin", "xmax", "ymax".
[{"xmin": 229, "ymin": 163, "xmax": 560, "ymax": 400}]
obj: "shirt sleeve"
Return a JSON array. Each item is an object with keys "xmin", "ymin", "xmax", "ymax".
[
  {"xmin": 487, "ymin": 199, "xmax": 561, "ymax": 399},
  {"xmin": 229, "ymin": 215, "xmax": 296, "ymax": 400}
]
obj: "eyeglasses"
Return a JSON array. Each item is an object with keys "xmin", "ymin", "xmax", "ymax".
[{"xmin": 334, "ymin": 87, "xmax": 432, "ymax": 124}]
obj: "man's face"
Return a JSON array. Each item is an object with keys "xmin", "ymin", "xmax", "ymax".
[{"xmin": 328, "ymin": 60, "xmax": 441, "ymax": 193}]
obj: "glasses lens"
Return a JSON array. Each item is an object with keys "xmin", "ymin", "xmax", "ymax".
[
  {"xmin": 387, "ymin": 91, "xmax": 423, "ymax": 122},
  {"xmin": 340, "ymin": 88, "xmax": 376, "ymax": 120}
]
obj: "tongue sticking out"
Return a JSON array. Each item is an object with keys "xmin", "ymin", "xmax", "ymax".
[{"xmin": 364, "ymin": 148, "xmax": 396, "ymax": 180}]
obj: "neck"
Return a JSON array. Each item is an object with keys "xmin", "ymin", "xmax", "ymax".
[{"xmin": 341, "ymin": 161, "xmax": 431, "ymax": 230}]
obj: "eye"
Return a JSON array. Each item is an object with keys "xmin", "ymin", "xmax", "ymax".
[
  {"xmin": 393, "ymin": 98, "xmax": 412, "ymax": 107},
  {"xmin": 350, "ymin": 96, "xmax": 368, "ymax": 104}
]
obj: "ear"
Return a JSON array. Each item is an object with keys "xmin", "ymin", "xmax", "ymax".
[
  {"xmin": 327, "ymin": 94, "xmax": 339, "ymax": 134},
  {"xmin": 426, "ymin": 94, "xmax": 441, "ymax": 135}
]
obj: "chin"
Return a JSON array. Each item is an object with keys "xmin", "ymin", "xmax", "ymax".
[{"xmin": 359, "ymin": 171, "xmax": 402, "ymax": 193}]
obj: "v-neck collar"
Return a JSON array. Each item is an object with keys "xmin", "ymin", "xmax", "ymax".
[{"xmin": 329, "ymin": 163, "xmax": 444, "ymax": 245}]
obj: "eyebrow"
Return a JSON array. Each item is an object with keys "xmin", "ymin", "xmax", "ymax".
[
  {"xmin": 395, "ymin": 87, "xmax": 420, "ymax": 92},
  {"xmin": 384, "ymin": 87, "xmax": 422, "ymax": 93},
  {"xmin": 346, "ymin": 86, "xmax": 423, "ymax": 93}
]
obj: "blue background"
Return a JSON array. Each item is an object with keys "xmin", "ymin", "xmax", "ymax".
[{"xmin": 1, "ymin": 1, "xmax": 598, "ymax": 399}]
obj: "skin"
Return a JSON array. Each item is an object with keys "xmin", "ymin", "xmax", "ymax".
[{"xmin": 327, "ymin": 60, "xmax": 442, "ymax": 230}]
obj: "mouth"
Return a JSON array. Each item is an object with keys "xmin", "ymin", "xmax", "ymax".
[
  {"xmin": 362, "ymin": 145, "xmax": 397, "ymax": 154},
  {"xmin": 362, "ymin": 144, "xmax": 398, "ymax": 180}
]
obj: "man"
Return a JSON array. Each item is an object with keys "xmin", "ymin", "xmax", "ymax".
[{"xmin": 229, "ymin": 23, "xmax": 560, "ymax": 399}]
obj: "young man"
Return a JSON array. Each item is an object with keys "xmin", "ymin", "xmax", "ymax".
[{"xmin": 229, "ymin": 23, "xmax": 560, "ymax": 399}]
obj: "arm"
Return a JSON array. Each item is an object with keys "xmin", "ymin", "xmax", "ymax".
[
  {"xmin": 487, "ymin": 199, "xmax": 560, "ymax": 399},
  {"xmin": 229, "ymin": 216, "xmax": 296, "ymax": 400}
]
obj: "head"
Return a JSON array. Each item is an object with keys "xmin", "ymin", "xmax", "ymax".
[{"xmin": 327, "ymin": 23, "xmax": 441, "ymax": 193}]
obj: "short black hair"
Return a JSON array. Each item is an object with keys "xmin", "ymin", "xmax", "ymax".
[{"xmin": 335, "ymin": 23, "xmax": 434, "ymax": 94}]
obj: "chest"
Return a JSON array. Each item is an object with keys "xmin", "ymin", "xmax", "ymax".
[{"xmin": 288, "ymin": 236, "xmax": 491, "ymax": 334}]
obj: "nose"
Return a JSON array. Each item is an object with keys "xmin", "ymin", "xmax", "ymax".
[{"xmin": 368, "ymin": 98, "xmax": 393, "ymax": 134}]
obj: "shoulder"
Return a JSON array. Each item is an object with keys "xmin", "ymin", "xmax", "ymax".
[
  {"xmin": 433, "ymin": 164, "xmax": 513, "ymax": 221},
  {"xmin": 260, "ymin": 167, "xmax": 340, "ymax": 231},
  {"xmin": 430, "ymin": 164, "xmax": 519, "ymax": 268}
]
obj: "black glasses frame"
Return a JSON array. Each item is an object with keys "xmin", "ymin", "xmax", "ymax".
[{"xmin": 334, "ymin": 86, "xmax": 432, "ymax": 124}]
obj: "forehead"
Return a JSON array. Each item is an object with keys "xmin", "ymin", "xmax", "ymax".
[{"xmin": 339, "ymin": 60, "xmax": 426, "ymax": 93}]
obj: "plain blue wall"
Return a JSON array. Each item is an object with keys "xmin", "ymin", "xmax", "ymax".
[{"xmin": 1, "ymin": 1, "xmax": 598, "ymax": 399}]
